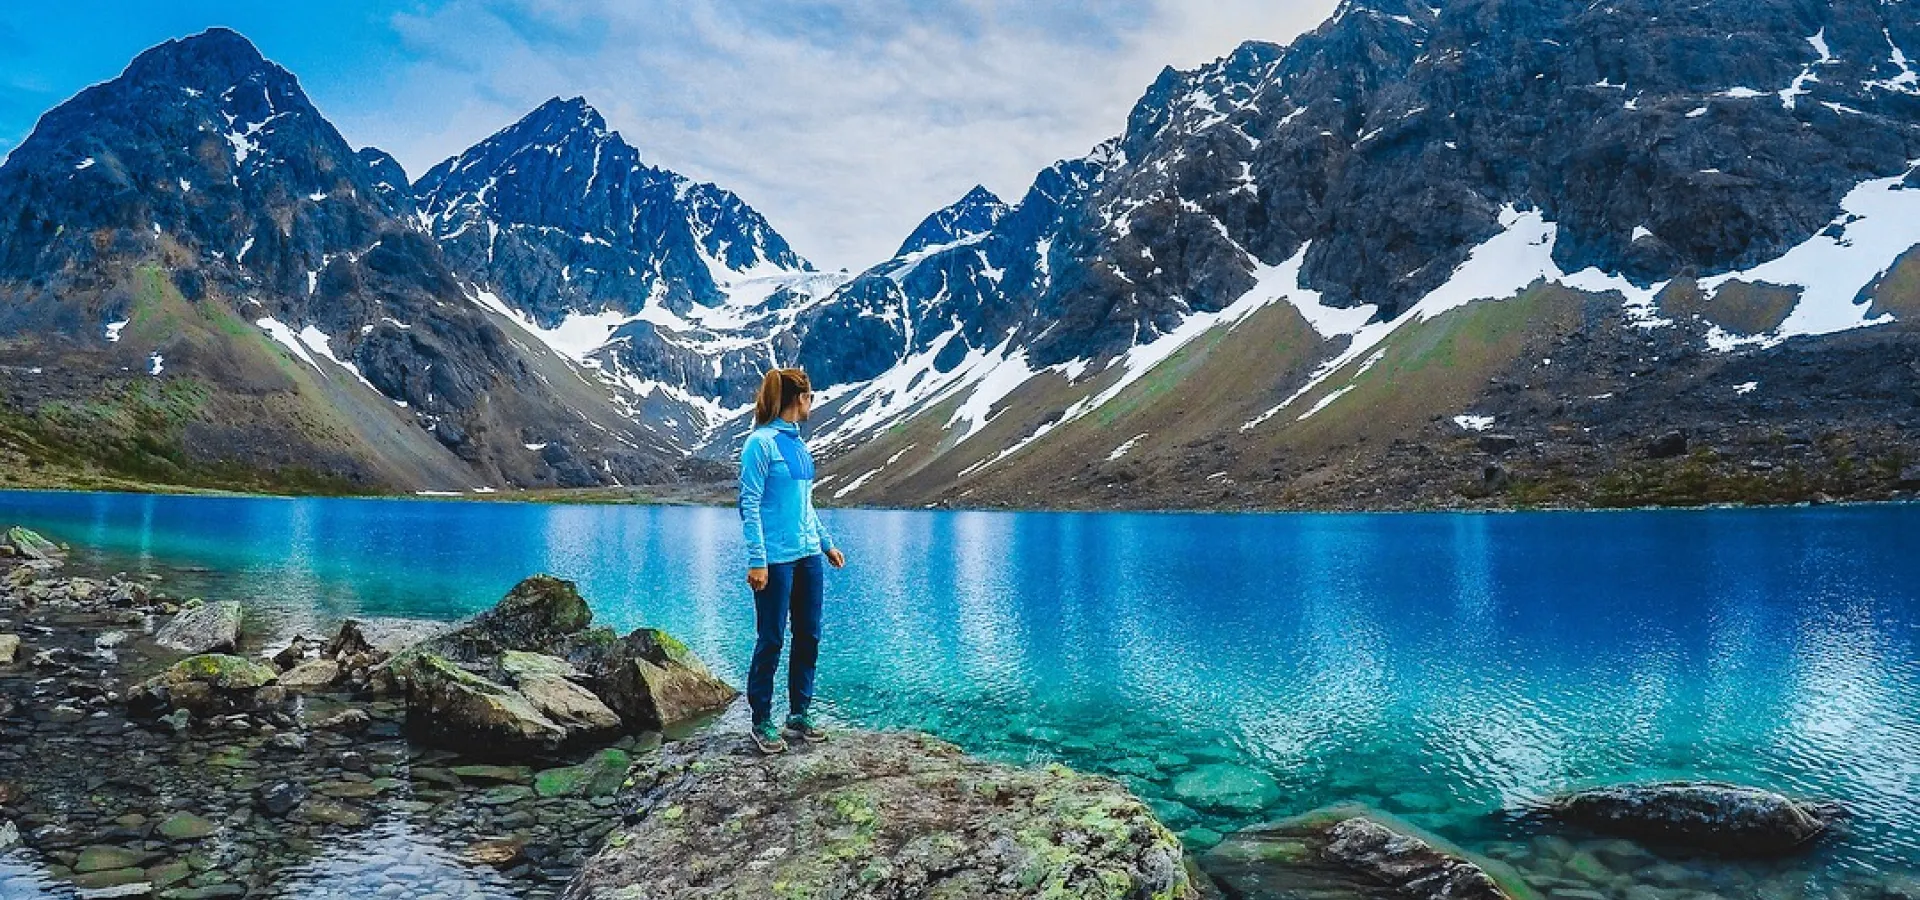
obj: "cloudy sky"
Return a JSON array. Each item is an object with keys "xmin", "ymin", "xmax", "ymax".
[{"xmin": 0, "ymin": 1, "xmax": 1338, "ymax": 270}]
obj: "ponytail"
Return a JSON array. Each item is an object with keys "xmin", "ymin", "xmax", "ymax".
[{"xmin": 753, "ymin": 368, "xmax": 812, "ymax": 426}]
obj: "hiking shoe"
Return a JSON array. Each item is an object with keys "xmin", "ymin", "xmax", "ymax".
[
  {"xmin": 750, "ymin": 720, "xmax": 788, "ymax": 755},
  {"xmin": 784, "ymin": 713, "xmax": 830, "ymax": 742}
]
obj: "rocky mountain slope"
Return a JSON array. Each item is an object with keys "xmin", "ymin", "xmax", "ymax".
[
  {"xmin": 413, "ymin": 98, "xmax": 846, "ymax": 450},
  {"xmin": 0, "ymin": 29, "xmax": 701, "ymax": 492},
  {"xmin": 775, "ymin": 0, "xmax": 1920, "ymax": 510}
]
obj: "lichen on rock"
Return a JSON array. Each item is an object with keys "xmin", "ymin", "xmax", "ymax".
[{"xmin": 562, "ymin": 730, "xmax": 1195, "ymax": 900}]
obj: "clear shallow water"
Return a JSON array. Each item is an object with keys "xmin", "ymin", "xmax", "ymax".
[{"xmin": 4, "ymin": 490, "xmax": 1919, "ymax": 885}]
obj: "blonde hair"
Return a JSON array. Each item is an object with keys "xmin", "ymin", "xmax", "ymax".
[{"xmin": 753, "ymin": 368, "xmax": 812, "ymax": 426}]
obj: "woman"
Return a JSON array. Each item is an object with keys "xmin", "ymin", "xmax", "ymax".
[{"xmin": 737, "ymin": 367, "xmax": 846, "ymax": 754}]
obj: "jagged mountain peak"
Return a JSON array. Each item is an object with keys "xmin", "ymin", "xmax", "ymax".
[
  {"xmin": 357, "ymin": 147, "xmax": 412, "ymax": 213},
  {"xmin": 121, "ymin": 27, "xmax": 279, "ymax": 84},
  {"xmin": 1120, "ymin": 41, "xmax": 1285, "ymax": 161},
  {"xmin": 895, "ymin": 184, "xmax": 1009, "ymax": 256},
  {"xmin": 509, "ymin": 95, "xmax": 613, "ymax": 145}
]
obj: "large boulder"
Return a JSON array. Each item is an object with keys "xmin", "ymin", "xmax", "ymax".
[
  {"xmin": 1201, "ymin": 806, "xmax": 1535, "ymax": 900},
  {"xmin": 1540, "ymin": 781, "xmax": 1845, "ymax": 855},
  {"xmin": 418, "ymin": 575, "xmax": 592, "ymax": 662},
  {"xmin": 155, "ymin": 601, "xmax": 243, "ymax": 654},
  {"xmin": 381, "ymin": 576, "xmax": 735, "ymax": 754},
  {"xmin": 395, "ymin": 652, "xmax": 570, "ymax": 751},
  {"xmin": 562, "ymin": 730, "xmax": 1194, "ymax": 900},
  {"xmin": 595, "ymin": 629, "xmax": 739, "ymax": 731}
]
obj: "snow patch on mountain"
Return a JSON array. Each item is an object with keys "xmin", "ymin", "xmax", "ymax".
[{"xmin": 1699, "ymin": 164, "xmax": 1918, "ymax": 337}]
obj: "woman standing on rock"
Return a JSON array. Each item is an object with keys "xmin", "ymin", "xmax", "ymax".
[{"xmin": 738, "ymin": 367, "xmax": 846, "ymax": 754}]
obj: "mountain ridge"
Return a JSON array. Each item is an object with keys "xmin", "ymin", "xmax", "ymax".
[{"xmin": 0, "ymin": 28, "xmax": 696, "ymax": 493}]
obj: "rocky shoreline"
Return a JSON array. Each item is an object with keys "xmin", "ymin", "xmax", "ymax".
[{"xmin": 1, "ymin": 524, "xmax": 1910, "ymax": 900}]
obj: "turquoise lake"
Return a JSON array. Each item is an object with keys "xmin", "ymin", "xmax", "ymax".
[{"xmin": 2, "ymin": 490, "xmax": 1917, "ymax": 888}]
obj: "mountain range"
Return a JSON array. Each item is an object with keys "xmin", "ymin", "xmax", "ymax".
[{"xmin": 2, "ymin": 0, "xmax": 1917, "ymax": 508}]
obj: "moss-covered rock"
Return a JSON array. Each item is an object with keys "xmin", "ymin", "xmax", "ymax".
[
  {"xmin": 561, "ymin": 730, "xmax": 1194, "ymax": 900},
  {"xmin": 418, "ymin": 575, "xmax": 594, "ymax": 663},
  {"xmin": 127, "ymin": 652, "xmax": 280, "ymax": 719},
  {"xmin": 535, "ymin": 748, "xmax": 633, "ymax": 799}
]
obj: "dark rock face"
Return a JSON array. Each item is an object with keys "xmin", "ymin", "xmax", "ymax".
[
  {"xmin": 355, "ymin": 147, "xmax": 413, "ymax": 216},
  {"xmin": 1645, "ymin": 430, "xmax": 1690, "ymax": 459},
  {"xmin": 562, "ymin": 730, "xmax": 1194, "ymax": 900},
  {"xmin": 0, "ymin": 29, "xmax": 680, "ymax": 491},
  {"xmin": 1544, "ymin": 781, "xmax": 1846, "ymax": 855}
]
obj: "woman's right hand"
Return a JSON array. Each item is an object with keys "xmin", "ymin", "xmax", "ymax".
[{"xmin": 747, "ymin": 567, "xmax": 769, "ymax": 591}]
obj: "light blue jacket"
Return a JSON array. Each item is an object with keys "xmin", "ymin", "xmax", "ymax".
[{"xmin": 738, "ymin": 419, "xmax": 835, "ymax": 568}]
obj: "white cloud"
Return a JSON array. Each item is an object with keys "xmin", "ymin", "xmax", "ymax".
[{"xmin": 327, "ymin": 0, "xmax": 1337, "ymax": 272}]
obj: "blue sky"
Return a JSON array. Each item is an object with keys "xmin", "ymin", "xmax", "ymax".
[{"xmin": 0, "ymin": 1, "xmax": 1337, "ymax": 270}]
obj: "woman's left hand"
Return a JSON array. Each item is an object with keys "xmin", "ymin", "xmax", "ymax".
[{"xmin": 826, "ymin": 548, "xmax": 846, "ymax": 568}]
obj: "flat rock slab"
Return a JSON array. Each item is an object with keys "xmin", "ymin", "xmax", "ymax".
[
  {"xmin": 75, "ymin": 845, "xmax": 160, "ymax": 873},
  {"xmin": 155, "ymin": 812, "xmax": 218, "ymax": 840},
  {"xmin": 1542, "ymin": 781, "xmax": 1845, "ymax": 855},
  {"xmin": 277, "ymin": 658, "xmax": 340, "ymax": 692},
  {"xmin": 562, "ymin": 730, "xmax": 1194, "ymax": 900},
  {"xmin": 155, "ymin": 601, "xmax": 243, "ymax": 654}
]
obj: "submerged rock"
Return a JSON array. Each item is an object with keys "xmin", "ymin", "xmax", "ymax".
[
  {"xmin": 154, "ymin": 600, "xmax": 243, "ymax": 654},
  {"xmin": 1541, "ymin": 781, "xmax": 1845, "ymax": 855},
  {"xmin": 0, "ymin": 633, "xmax": 19, "ymax": 665},
  {"xmin": 535, "ymin": 748, "xmax": 633, "ymax": 799},
  {"xmin": 1171, "ymin": 763, "xmax": 1282, "ymax": 815},
  {"xmin": 1201, "ymin": 806, "xmax": 1534, "ymax": 900},
  {"xmin": 561, "ymin": 730, "xmax": 1194, "ymax": 900}
]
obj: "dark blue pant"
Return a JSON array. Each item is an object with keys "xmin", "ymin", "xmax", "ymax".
[{"xmin": 747, "ymin": 553, "xmax": 823, "ymax": 726}]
